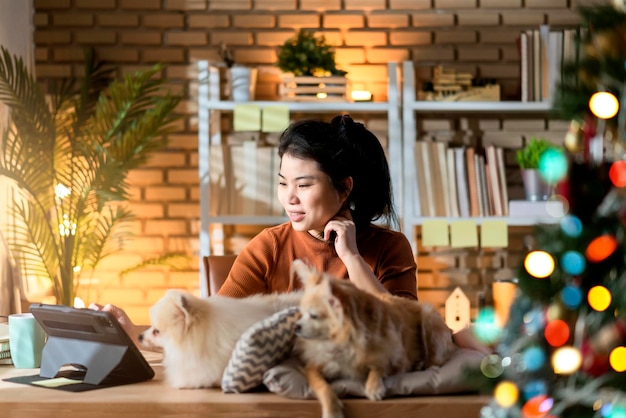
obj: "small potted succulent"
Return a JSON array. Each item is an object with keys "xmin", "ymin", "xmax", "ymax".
[{"xmin": 516, "ymin": 137, "xmax": 556, "ymax": 201}]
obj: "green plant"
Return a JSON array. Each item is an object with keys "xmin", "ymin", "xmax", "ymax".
[
  {"xmin": 515, "ymin": 137, "xmax": 555, "ymax": 169},
  {"xmin": 0, "ymin": 46, "xmax": 181, "ymax": 306},
  {"xmin": 276, "ymin": 29, "xmax": 347, "ymax": 77}
]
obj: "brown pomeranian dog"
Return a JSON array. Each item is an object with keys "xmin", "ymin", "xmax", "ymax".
[
  {"xmin": 292, "ymin": 260, "xmax": 458, "ymax": 418},
  {"xmin": 138, "ymin": 289, "xmax": 301, "ymax": 389}
]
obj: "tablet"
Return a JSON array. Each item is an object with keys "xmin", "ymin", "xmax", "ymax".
[{"xmin": 30, "ymin": 303, "xmax": 154, "ymax": 385}]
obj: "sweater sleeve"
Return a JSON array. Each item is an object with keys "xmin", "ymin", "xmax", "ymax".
[
  {"xmin": 217, "ymin": 229, "xmax": 276, "ymax": 298},
  {"xmin": 375, "ymin": 231, "xmax": 418, "ymax": 301}
]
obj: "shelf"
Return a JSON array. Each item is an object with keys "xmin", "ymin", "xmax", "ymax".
[
  {"xmin": 408, "ymin": 216, "xmax": 561, "ymax": 226},
  {"xmin": 202, "ymin": 100, "xmax": 394, "ymax": 112},
  {"xmin": 405, "ymin": 101, "xmax": 553, "ymax": 112}
]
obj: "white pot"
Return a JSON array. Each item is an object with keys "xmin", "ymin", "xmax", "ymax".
[{"xmin": 228, "ymin": 65, "xmax": 257, "ymax": 102}]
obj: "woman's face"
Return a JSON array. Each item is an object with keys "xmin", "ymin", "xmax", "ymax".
[{"xmin": 278, "ymin": 154, "xmax": 348, "ymax": 234}]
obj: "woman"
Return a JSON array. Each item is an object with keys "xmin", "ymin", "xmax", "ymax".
[
  {"xmin": 218, "ymin": 114, "xmax": 416, "ymax": 300},
  {"xmin": 93, "ymin": 115, "xmax": 488, "ymax": 354}
]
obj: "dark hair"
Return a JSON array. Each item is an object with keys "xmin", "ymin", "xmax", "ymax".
[{"xmin": 277, "ymin": 114, "xmax": 399, "ymax": 230}]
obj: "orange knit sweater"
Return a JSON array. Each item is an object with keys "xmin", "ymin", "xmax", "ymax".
[{"xmin": 218, "ymin": 222, "xmax": 417, "ymax": 300}]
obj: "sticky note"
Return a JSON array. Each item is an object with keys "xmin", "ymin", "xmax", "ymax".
[
  {"xmin": 233, "ymin": 104, "xmax": 261, "ymax": 132},
  {"xmin": 262, "ymin": 105, "xmax": 290, "ymax": 133},
  {"xmin": 480, "ymin": 220, "xmax": 508, "ymax": 248},
  {"xmin": 449, "ymin": 220, "xmax": 478, "ymax": 248},
  {"xmin": 421, "ymin": 219, "xmax": 449, "ymax": 247}
]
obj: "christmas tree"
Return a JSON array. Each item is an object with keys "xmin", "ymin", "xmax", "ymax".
[{"xmin": 476, "ymin": 4, "xmax": 626, "ymax": 418}]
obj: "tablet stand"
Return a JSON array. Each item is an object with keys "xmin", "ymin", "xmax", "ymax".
[{"xmin": 40, "ymin": 336, "xmax": 128, "ymax": 385}]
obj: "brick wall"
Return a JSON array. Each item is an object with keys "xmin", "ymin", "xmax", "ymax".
[{"xmin": 31, "ymin": 0, "xmax": 607, "ymax": 323}]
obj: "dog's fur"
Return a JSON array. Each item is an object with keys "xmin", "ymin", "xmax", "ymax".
[
  {"xmin": 292, "ymin": 260, "xmax": 457, "ymax": 418},
  {"xmin": 139, "ymin": 289, "xmax": 302, "ymax": 389}
]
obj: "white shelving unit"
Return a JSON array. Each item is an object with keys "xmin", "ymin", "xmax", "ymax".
[
  {"xmin": 401, "ymin": 61, "xmax": 558, "ymax": 249},
  {"xmin": 197, "ymin": 61, "xmax": 402, "ymax": 283}
]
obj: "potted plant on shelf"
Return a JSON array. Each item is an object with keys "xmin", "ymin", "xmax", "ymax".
[
  {"xmin": 0, "ymin": 46, "xmax": 181, "ymax": 307},
  {"xmin": 515, "ymin": 136, "xmax": 556, "ymax": 201},
  {"xmin": 276, "ymin": 29, "xmax": 348, "ymax": 101}
]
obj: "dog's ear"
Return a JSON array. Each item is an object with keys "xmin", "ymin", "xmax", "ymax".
[
  {"xmin": 168, "ymin": 289, "xmax": 193, "ymax": 324},
  {"xmin": 291, "ymin": 259, "xmax": 323, "ymax": 287}
]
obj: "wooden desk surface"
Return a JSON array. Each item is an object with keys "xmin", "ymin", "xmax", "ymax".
[{"xmin": 0, "ymin": 353, "xmax": 489, "ymax": 418}]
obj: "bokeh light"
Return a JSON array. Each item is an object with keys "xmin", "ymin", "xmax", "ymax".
[
  {"xmin": 546, "ymin": 195, "xmax": 569, "ymax": 218},
  {"xmin": 523, "ymin": 309, "xmax": 545, "ymax": 335},
  {"xmin": 589, "ymin": 91, "xmax": 619, "ymax": 119},
  {"xmin": 494, "ymin": 381, "xmax": 519, "ymax": 408},
  {"xmin": 609, "ymin": 346, "xmax": 626, "ymax": 372},
  {"xmin": 560, "ymin": 285, "xmax": 583, "ymax": 309},
  {"xmin": 538, "ymin": 148, "xmax": 569, "ymax": 184},
  {"xmin": 481, "ymin": 354, "xmax": 504, "ymax": 378},
  {"xmin": 544, "ymin": 319, "xmax": 570, "ymax": 347},
  {"xmin": 523, "ymin": 380, "xmax": 548, "ymax": 400},
  {"xmin": 609, "ymin": 160, "xmax": 626, "ymax": 188},
  {"xmin": 551, "ymin": 346, "xmax": 582, "ymax": 374},
  {"xmin": 560, "ymin": 251, "xmax": 586, "ymax": 276},
  {"xmin": 586, "ymin": 235, "xmax": 618, "ymax": 263},
  {"xmin": 560, "ymin": 215, "xmax": 583, "ymax": 237},
  {"xmin": 603, "ymin": 404, "xmax": 626, "ymax": 418},
  {"xmin": 588, "ymin": 286, "xmax": 612, "ymax": 312},
  {"xmin": 523, "ymin": 346, "xmax": 546, "ymax": 372},
  {"xmin": 524, "ymin": 251, "xmax": 555, "ymax": 278},
  {"xmin": 474, "ymin": 307, "xmax": 502, "ymax": 344},
  {"xmin": 522, "ymin": 395, "xmax": 553, "ymax": 418}
]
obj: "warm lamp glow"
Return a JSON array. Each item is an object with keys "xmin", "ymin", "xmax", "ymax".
[
  {"xmin": 351, "ymin": 90, "xmax": 373, "ymax": 101},
  {"xmin": 524, "ymin": 251, "xmax": 555, "ymax": 278},
  {"xmin": 589, "ymin": 91, "xmax": 619, "ymax": 119},
  {"xmin": 316, "ymin": 92, "xmax": 328, "ymax": 99}
]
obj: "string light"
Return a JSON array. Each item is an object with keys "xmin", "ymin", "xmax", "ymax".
[
  {"xmin": 586, "ymin": 235, "xmax": 618, "ymax": 263},
  {"xmin": 545, "ymin": 319, "xmax": 570, "ymax": 347},
  {"xmin": 609, "ymin": 346, "xmax": 626, "ymax": 372},
  {"xmin": 524, "ymin": 251, "xmax": 555, "ymax": 278},
  {"xmin": 551, "ymin": 346, "xmax": 582, "ymax": 374},
  {"xmin": 494, "ymin": 381, "xmax": 519, "ymax": 408},
  {"xmin": 588, "ymin": 286, "xmax": 612, "ymax": 312},
  {"xmin": 609, "ymin": 161, "xmax": 626, "ymax": 187},
  {"xmin": 589, "ymin": 91, "xmax": 619, "ymax": 119}
]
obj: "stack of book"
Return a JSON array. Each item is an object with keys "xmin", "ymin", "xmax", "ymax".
[
  {"xmin": 519, "ymin": 25, "xmax": 582, "ymax": 103},
  {"xmin": 413, "ymin": 142, "xmax": 509, "ymax": 218},
  {"xmin": 0, "ymin": 322, "xmax": 11, "ymax": 365}
]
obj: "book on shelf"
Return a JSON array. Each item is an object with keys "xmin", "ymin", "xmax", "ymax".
[
  {"xmin": 414, "ymin": 141, "xmax": 436, "ymax": 217},
  {"xmin": 465, "ymin": 147, "xmax": 480, "ymax": 217},
  {"xmin": 485, "ymin": 145, "xmax": 504, "ymax": 216},
  {"xmin": 446, "ymin": 148, "xmax": 460, "ymax": 218},
  {"xmin": 496, "ymin": 147, "xmax": 509, "ymax": 216},
  {"xmin": 454, "ymin": 147, "xmax": 471, "ymax": 218},
  {"xmin": 520, "ymin": 25, "xmax": 579, "ymax": 103},
  {"xmin": 428, "ymin": 141, "xmax": 450, "ymax": 217}
]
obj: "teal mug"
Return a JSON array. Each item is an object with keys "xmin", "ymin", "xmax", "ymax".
[{"xmin": 8, "ymin": 313, "xmax": 46, "ymax": 368}]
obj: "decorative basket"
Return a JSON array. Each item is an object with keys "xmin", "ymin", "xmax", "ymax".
[{"xmin": 279, "ymin": 75, "xmax": 348, "ymax": 102}]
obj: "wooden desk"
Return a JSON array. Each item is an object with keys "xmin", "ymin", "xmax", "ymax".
[{"xmin": 0, "ymin": 353, "xmax": 489, "ymax": 418}]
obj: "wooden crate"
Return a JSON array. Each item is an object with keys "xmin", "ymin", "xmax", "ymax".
[{"xmin": 279, "ymin": 75, "xmax": 348, "ymax": 102}]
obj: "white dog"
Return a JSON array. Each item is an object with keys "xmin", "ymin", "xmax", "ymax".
[{"xmin": 139, "ymin": 289, "xmax": 301, "ymax": 389}]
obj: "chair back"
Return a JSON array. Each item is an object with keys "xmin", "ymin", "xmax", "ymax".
[{"xmin": 202, "ymin": 254, "xmax": 237, "ymax": 296}]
